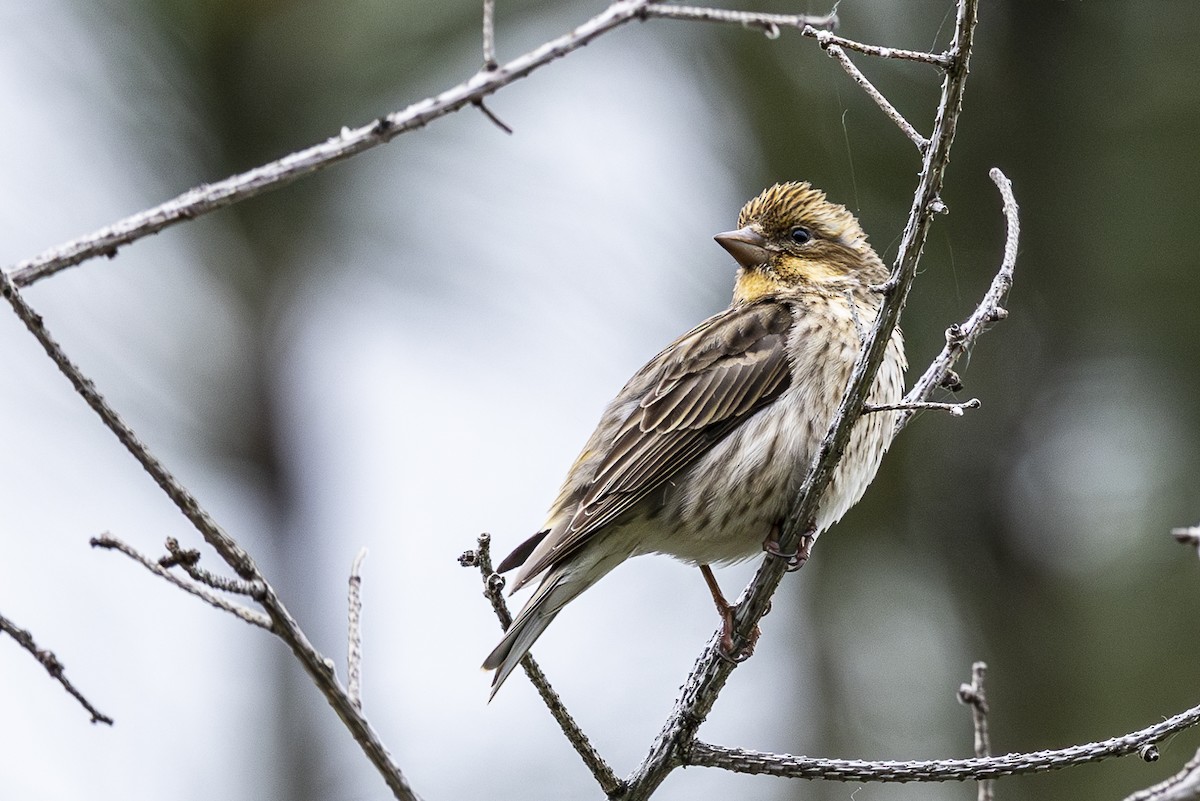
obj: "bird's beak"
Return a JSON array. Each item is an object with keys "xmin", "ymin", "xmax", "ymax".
[{"xmin": 714, "ymin": 226, "xmax": 770, "ymax": 270}]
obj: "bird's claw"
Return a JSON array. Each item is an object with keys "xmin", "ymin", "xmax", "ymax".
[
  {"xmin": 763, "ymin": 540, "xmax": 806, "ymax": 571},
  {"xmin": 762, "ymin": 525, "xmax": 815, "ymax": 572},
  {"xmin": 717, "ymin": 621, "xmax": 760, "ymax": 664}
]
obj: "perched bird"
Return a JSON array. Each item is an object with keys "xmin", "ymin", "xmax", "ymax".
[{"xmin": 483, "ymin": 182, "xmax": 906, "ymax": 696}]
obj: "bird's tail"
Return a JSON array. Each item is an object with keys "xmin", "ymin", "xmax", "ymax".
[{"xmin": 482, "ymin": 558, "xmax": 615, "ymax": 699}]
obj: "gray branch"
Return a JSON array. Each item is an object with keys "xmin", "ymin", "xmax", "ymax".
[
  {"xmin": 0, "ymin": 268, "xmax": 419, "ymax": 799},
  {"xmin": 895, "ymin": 167, "xmax": 1019, "ymax": 435},
  {"xmin": 685, "ymin": 699, "xmax": 1200, "ymax": 781},
  {"xmin": 460, "ymin": 535, "xmax": 623, "ymax": 796},
  {"xmin": 3, "ymin": 1, "xmax": 835, "ymax": 290},
  {"xmin": 0, "ymin": 611, "xmax": 113, "ymax": 725},
  {"xmin": 618, "ymin": 1, "xmax": 979, "ymax": 798}
]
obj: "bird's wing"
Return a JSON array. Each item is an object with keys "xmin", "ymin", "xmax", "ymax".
[{"xmin": 516, "ymin": 300, "xmax": 795, "ymax": 583}]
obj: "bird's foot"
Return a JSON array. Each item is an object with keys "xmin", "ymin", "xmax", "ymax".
[
  {"xmin": 700, "ymin": 564, "xmax": 759, "ymax": 663},
  {"xmin": 716, "ymin": 615, "xmax": 761, "ymax": 664},
  {"xmin": 762, "ymin": 523, "xmax": 816, "ymax": 572}
]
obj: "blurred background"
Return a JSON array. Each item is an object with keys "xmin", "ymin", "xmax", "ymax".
[{"xmin": 2, "ymin": 1, "xmax": 1199, "ymax": 799}]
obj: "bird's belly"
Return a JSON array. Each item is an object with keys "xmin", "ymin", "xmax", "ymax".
[{"xmin": 633, "ymin": 336, "xmax": 903, "ymax": 566}]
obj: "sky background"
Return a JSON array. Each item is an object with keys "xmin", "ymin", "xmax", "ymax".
[{"xmin": 3, "ymin": 1, "xmax": 1200, "ymax": 800}]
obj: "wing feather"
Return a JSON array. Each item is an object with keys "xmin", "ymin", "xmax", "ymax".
[{"xmin": 515, "ymin": 300, "xmax": 795, "ymax": 583}]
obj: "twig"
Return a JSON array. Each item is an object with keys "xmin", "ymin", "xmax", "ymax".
[
  {"xmin": 957, "ymin": 662, "xmax": 994, "ymax": 801},
  {"xmin": 482, "ymin": 0, "xmax": 498, "ymax": 71},
  {"xmin": 4, "ymin": 0, "xmax": 842, "ymax": 289},
  {"xmin": 684, "ymin": 698, "xmax": 1200, "ymax": 781},
  {"xmin": 894, "ymin": 167, "xmax": 1019, "ymax": 436},
  {"xmin": 473, "ymin": 98, "xmax": 513, "ymax": 134},
  {"xmin": 803, "ymin": 25, "xmax": 953, "ymax": 67},
  {"xmin": 91, "ymin": 534, "xmax": 272, "ymax": 630},
  {"xmin": 348, "ymin": 548, "xmax": 368, "ymax": 710},
  {"xmin": 640, "ymin": 4, "xmax": 837, "ymax": 38},
  {"xmin": 0, "ymin": 612, "xmax": 113, "ymax": 725},
  {"xmin": 460, "ymin": 535, "xmax": 623, "ymax": 796},
  {"xmin": 1123, "ymin": 747, "xmax": 1200, "ymax": 801},
  {"xmin": 826, "ymin": 45, "xmax": 929, "ymax": 153},
  {"xmin": 864, "ymin": 398, "xmax": 980, "ymax": 417},
  {"xmin": 619, "ymin": 2, "xmax": 979, "ymax": 799},
  {"xmin": 162, "ymin": 537, "xmax": 266, "ymax": 597}
]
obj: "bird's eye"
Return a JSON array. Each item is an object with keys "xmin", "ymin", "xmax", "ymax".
[{"xmin": 789, "ymin": 227, "xmax": 811, "ymax": 245}]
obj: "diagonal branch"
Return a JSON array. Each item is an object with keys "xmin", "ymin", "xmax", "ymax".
[
  {"xmin": 4, "ymin": 1, "xmax": 837, "ymax": 290},
  {"xmin": 618, "ymin": 1, "xmax": 979, "ymax": 798},
  {"xmin": 460, "ymin": 535, "xmax": 622, "ymax": 796},
  {"xmin": 826, "ymin": 44, "xmax": 929, "ymax": 152},
  {"xmin": 0, "ymin": 272, "xmax": 257, "ymax": 578},
  {"xmin": 1, "ymin": 611, "xmax": 113, "ymax": 725},
  {"xmin": 0, "ymin": 268, "xmax": 419, "ymax": 800}
]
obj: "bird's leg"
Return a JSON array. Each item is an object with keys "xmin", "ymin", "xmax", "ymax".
[
  {"xmin": 762, "ymin": 521, "xmax": 816, "ymax": 572},
  {"xmin": 699, "ymin": 564, "xmax": 759, "ymax": 663}
]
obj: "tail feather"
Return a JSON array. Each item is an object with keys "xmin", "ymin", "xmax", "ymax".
[
  {"xmin": 482, "ymin": 571, "xmax": 577, "ymax": 700},
  {"xmin": 482, "ymin": 552, "xmax": 622, "ymax": 699}
]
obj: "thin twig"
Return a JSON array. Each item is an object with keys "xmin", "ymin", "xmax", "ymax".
[
  {"xmin": 162, "ymin": 537, "xmax": 266, "ymax": 597},
  {"xmin": 473, "ymin": 98, "xmax": 513, "ymax": 134},
  {"xmin": 803, "ymin": 25, "xmax": 953, "ymax": 67},
  {"xmin": 864, "ymin": 398, "xmax": 980, "ymax": 417},
  {"xmin": 92, "ymin": 534, "xmax": 272, "ymax": 629},
  {"xmin": 1123, "ymin": 747, "xmax": 1200, "ymax": 801},
  {"xmin": 619, "ymin": 2, "xmax": 979, "ymax": 799},
  {"xmin": 826, "ymin": 44, "xmax": 929, "ymax": 153},
  {"xmin": 482, "ymin": 0, "xmax": 498, "ymax": 70},
  {"xmin": 348, "ymin": 548, "xmax": 368, "ymax": 710},
  {"xmin": 957, "ymin": 662, "xmax": 994, "ymax": 801},
  {"xmin": 460, "ymin": 534, "xmax": 623, "ymax": 796},
  {"xmin": 640, "ymin": 4, "xmax": 837, "ymax": 38},
  {"xmin": 4, "ymin": 0, "xmax": 841, "ymax": 289},
  {"xmin": 686, "ymin": 698, "xmax": 1200, "ymax": 781},
  {"xmin": 895, "ymin": 168, "xmax": 1018, "ymax": 435},
  {"xmin": 0, "ymin": 612, "xmax": 113, "ymax": 725}
]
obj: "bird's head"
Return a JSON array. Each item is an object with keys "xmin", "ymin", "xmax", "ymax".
[{"xmin": 716, "ymin": 182, "xmax": 889, "ymax": 305}]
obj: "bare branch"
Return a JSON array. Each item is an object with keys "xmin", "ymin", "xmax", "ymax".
[
  {"xmin": 0, "ymin": 271, "xmax": 257, "ymax": 578},
  {"xmin": 91, "ymin": 534, "xmax": 272, "ymax": 629},
  {"xmin": 460, "ymin": 535, "xmax": 623, "ymax": 796},
  {"xmin": 803, "ymin": 25, "xmax": 953, "ymax": 67},
  {"xmin": 348, "ymin": 548, "xmax": 368, "ymax": 710},
  {"xmin": 4, "ymin": 0, "xmax": 840, "ymax": 289},
  {"xmin": 0, "ymin": 611, "xmax": 113, "ymax": 725},
  {"xmin": 619, "ymin": 2, "xmax": 979, "ymax": 798},
  {"xmin": 895, "ymin": 167, "xmax": 1019, "ymax": 435},
  {"xmin": 640, "ymin": 4, "xmax": 837, "ymax": 37},
  {"xmin": 864, "ymin": 398, "xmax": 980, "ymax": 417},
  {"xmin": 957, "ymin": 662, "xmax": 994, "ymax": 801},
  {"xmin": 161, "ymin": 537, "xmax": 266, "ymax": 597},
  {"xmin": 473, "ymin": 98, "xmax": 514, "ymax": 134},
  {"xmin": 685, "ymin": 698, "xmax": 1200, "ymax": 781},
  {"xmin": 826, "ymin": 44, "xmax": 929, "ymax": 152},
  {"xmin": 482, "ymin": 0, "xmax": 498, "ymax": 71}
]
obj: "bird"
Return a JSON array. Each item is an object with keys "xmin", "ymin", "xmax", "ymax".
[{"xmin": 482, "ymin": 181, "xmax": 906, "ymax": 697}]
